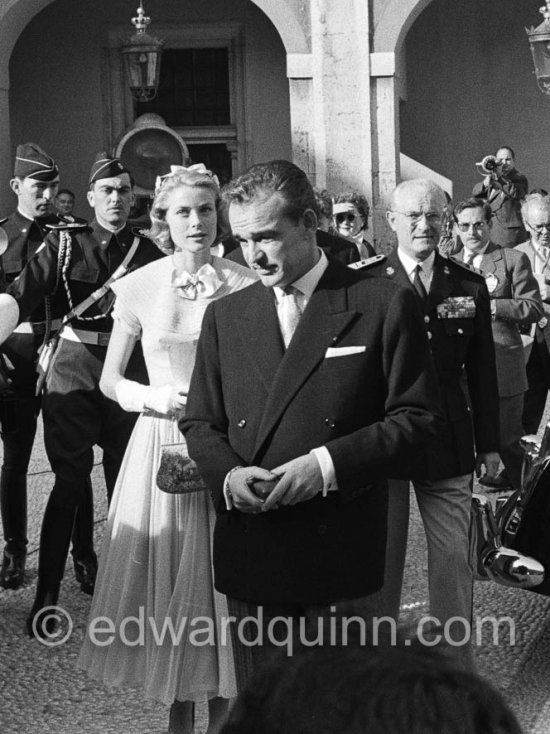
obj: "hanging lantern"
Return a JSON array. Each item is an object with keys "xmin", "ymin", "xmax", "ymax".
[
  {"xmin": 526, "ymin": 1, "xmax": 550, "ymax": 95},
  {"xmin": 121, "ymin": 2, "xmax": 164, "ymax": 102}
]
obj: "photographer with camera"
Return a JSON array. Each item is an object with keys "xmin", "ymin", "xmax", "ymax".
[
  {"xmin": 516, "ymin": 192, "xmax": 550, "ymax": 435},
  {"xmin": 472, "ymin": 146, "xmax": 528, "ymax": 247}
]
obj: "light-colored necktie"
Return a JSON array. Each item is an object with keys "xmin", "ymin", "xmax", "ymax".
[
  {"xmin": 279, "ymin": 285, "xmax": 304, "ymax": 348},
  {"xmin": 464, "ymin": 249, "xmax": 475, "ymax": 266}
]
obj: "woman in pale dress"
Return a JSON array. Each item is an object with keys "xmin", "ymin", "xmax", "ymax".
[{"xmin": 77, "ymin": 166, "xmax": 256, "ymax": 734}]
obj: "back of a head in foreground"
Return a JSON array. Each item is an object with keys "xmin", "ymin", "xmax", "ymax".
[{"xmin": 220, "ymin": 642, "xmax": 523, "ymax": 734}]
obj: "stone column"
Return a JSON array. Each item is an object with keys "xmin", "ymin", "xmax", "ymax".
[
  {"xmin": 308, "ymin": 0, "xmax": 374, "ymax": 197},
  {"xmin": 370, "ymin": 53, "xmax": 400, "ymax": 253},
  {"xmin": 287, "ymin": 54, "xmax": 315, "ymax": 180}
]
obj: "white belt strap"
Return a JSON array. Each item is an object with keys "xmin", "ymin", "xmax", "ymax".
[{"xmin": 60, "ymin": 325, "xmax": 111, "ymax": 347}]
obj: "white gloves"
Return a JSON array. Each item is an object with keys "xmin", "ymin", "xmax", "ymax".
[
  {"xmin": 0, "ymin": 294, "xmax": 20, "ymax": 345},
  {"xmin": 115, "ymin": 380, "xmax": 187, "ymax": 415}
]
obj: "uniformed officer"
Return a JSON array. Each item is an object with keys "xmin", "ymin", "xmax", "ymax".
[
  {"xmin": 0, "ymin": 153, "xmax": 163, "ymax": 637},
  {"xmin": 0, "ymin": 143, "xmax": 93, "ymax": 591},
  {"xmin": 368, "ymin": 178, "xmax": 501, "ymax": 668}
]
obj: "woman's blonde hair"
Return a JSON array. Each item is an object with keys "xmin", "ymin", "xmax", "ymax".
[{"xmin": 147, "ymin": 168, "xmax": 228, "ymax": 253}]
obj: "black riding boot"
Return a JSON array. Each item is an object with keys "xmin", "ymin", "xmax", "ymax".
[
  {"xmin": 27, "ymin": 491, "xmax": 75, "ymax": 639},
  {"xmin": 0, "ymin": 470, "xmax": 27, "ymax": 589},
  {"xmin": 70, "ymin": 477, "xmax": 97, "ymax": 594}
]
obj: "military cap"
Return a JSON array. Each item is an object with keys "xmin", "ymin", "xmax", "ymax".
[
  {"xmin": 14, "ymin": 143, "xmax": 59, "ymax": 181},
  {"xmin": 89, "ymin": 153, "xmax": 129, "ymax": 185}
]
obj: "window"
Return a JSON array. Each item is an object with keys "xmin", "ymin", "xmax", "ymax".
[{"xmin": 137, "ymin": 48, "xmax": 231, "ymax": 127}]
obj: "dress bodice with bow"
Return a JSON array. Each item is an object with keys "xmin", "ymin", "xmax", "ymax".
[{"xmin": 111, "ymin": 255, "xmax": 256, "ymax": 389}]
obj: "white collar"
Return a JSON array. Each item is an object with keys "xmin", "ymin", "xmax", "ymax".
[
  {"xmin": 463, "ymin": 242, "xmax": 490, "ymax": 260},
  {"xmin": 397, "ymin": 248, "xmax": 435, "ymax": 279},
  {"xmin": 531, "ymin": 238, "xmax": 550, "ymax": 253},
  {"xmin": 274, "ymin": 248, "xmax": 328, "ymax": 303}
]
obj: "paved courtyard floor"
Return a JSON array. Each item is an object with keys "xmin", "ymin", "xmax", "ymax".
[{"xmin": 1, "ymin": 417, "xmax": 550, "ymax": 733}]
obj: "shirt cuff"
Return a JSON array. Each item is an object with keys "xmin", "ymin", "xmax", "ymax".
[{"xmin": 310, "ymin": 447, "xmax": 338, "ymax": 496}]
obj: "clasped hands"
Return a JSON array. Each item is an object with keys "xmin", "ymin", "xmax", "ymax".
[{"xmin": 227, "ymin": 455, "xmax": 323, "ymax": 514}]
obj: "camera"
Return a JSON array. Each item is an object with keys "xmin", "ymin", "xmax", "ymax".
[{"xmin": 476, "ymin": 155, "xmax": 502, "ymax": 175}]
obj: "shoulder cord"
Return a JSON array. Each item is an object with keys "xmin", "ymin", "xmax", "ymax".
[{"xmin": 60, "ymin": 232, "xmax": 113, "ymax": 323}]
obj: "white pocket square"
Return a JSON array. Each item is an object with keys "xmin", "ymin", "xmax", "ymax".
[{"xmin": 325, "ymin": 346, "xmax": 366, "ymax": 358}]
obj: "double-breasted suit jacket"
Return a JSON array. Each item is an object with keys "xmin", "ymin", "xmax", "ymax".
[
  {"xmin": 182, "ymin": 260, "xmax": 440, "ymax": 606},
  {"xmin": 369, "ymin": 249, "xmax": 500, "ymax": 479},
  {"xmin": 472, "ymin": 169, "xmax": 528, "ymax": 247},
  {"xmin": 515, "ymin": 238, "xmax": 550, "ymax": 353},
  {"xmin": 456, "ymin": 242, "xmax": 543, "ymax": 398}
]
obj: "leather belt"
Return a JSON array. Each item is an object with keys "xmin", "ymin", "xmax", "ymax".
[
  {"xmin": 13, "ymin": 319, "xmax": 62, "ymax": 335},
  {"xmin": 60, "ymin": 325, "xmax": 111, "ymax": 347}
]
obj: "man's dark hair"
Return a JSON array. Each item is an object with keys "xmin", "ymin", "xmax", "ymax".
[
  {"xmin": 222, "ymin": 160, "xmax": 316, "ymax": 224},
  {"xmin": 453, "ymin": 197, "xmax": 492, "ymax": 224},
  {"xmin": 56, "ymin": 188, "xmax": 75, "ymax": 199},
  {"xmin": 221, "ymin": 642, "xmax": 522, "ymax": 734}
]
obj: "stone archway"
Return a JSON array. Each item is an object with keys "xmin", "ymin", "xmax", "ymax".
[
  {"xmin": 249, "ymin": 0, "xmax": 309, "ymax": 54},
  {"xmin": 374, "ymin": 0, "xmax": 435, "ymax": 54}
]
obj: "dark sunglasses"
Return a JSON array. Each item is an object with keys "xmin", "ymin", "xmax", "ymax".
[{"xmin": 335, "ymin": 212, "xmax": 356, "ymax": 224}]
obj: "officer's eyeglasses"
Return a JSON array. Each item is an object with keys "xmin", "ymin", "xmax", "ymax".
[
  {"xmin": 393, "ymin": 211, "xmax": 441, "ymax": 225},
  {"xmin": 526, "ymin": 221, "xmax": 550, "ymax": 234},
  {"xmin": 335, "ymin": 212, "xmax": 356, "ymax": 225},
  {"xmin": 456, "ymin": 221, "xmax": 487, "ymax": 232}
]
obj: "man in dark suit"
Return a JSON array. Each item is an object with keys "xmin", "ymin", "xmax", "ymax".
[
  {"xmin": 368, "ymin": 180, "xmax": 501, "ymax": 668},
  {"xmin": 181, "ymin": 161, "xmax": 439, "ymax": 688},
  {"xmin": 516, "ymin": 193, "xmax": 550, "ymax": 435},
  {"xmin": 472, "ymin": 146, "xmax": 528, "ymax": 247},
  {"xmin": 454, "ymin": 198, "xmax": 542, "ymax": 491}
]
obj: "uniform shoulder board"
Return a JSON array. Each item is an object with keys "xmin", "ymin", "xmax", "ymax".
[
  {"xmin": 348, "ymin": 253, "xmax": 386, "ymax": 270},
  {"xmin": 44, "ymin": 221, "xmax": 89, "ymax": 232},
  {"xmin": 131, "ymin": 226, "xmax": 151, "ymax": 239}
]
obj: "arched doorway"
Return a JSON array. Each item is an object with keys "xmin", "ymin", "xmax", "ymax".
[
  {"xmin": 400, "ymin": 0, "xmax": 550, "ymax": 199},
  {"xmin": 1, "ymin": 0, "xmax": 300, "ymax": 212}
]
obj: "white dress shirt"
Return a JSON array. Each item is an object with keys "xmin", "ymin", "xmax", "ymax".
[
  {"xmin": 531, "ymin": 240, "xmax": 550, "ymax": 275},
  {"xmin": 461, "ymin": 242, "xmax": 489, "ymax": 270},
  {"xmin": 397, "ymin": 248, "xmax": 436, "ymax": 291}
]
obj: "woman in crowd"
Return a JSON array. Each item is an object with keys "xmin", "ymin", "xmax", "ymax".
[
  {"xmin": 332, "ymin": 191, "xmax": 376, "ymax": 259},
  {"xmin": 78, "ymin": 165, "xmax": 256, "ymax": 734}
]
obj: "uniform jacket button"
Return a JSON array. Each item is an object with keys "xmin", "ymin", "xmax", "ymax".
[
  {"xmin": 457, "ymin": 328, "xmax": 464, "ymax": 335},
  {"xmin": 424, "ymin": 315, "xmax": 430, "ymax": 323},
  {"xmin": 324, "ymin": 418, "xmax": 336, "ymax": 429},
  {"xmin": 237, "ymin": 419, "xmax": 246, "ymax": 428},
  {"xmin": 427, "ymin": 331, "xmax": 432, "ymax": 340}
]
